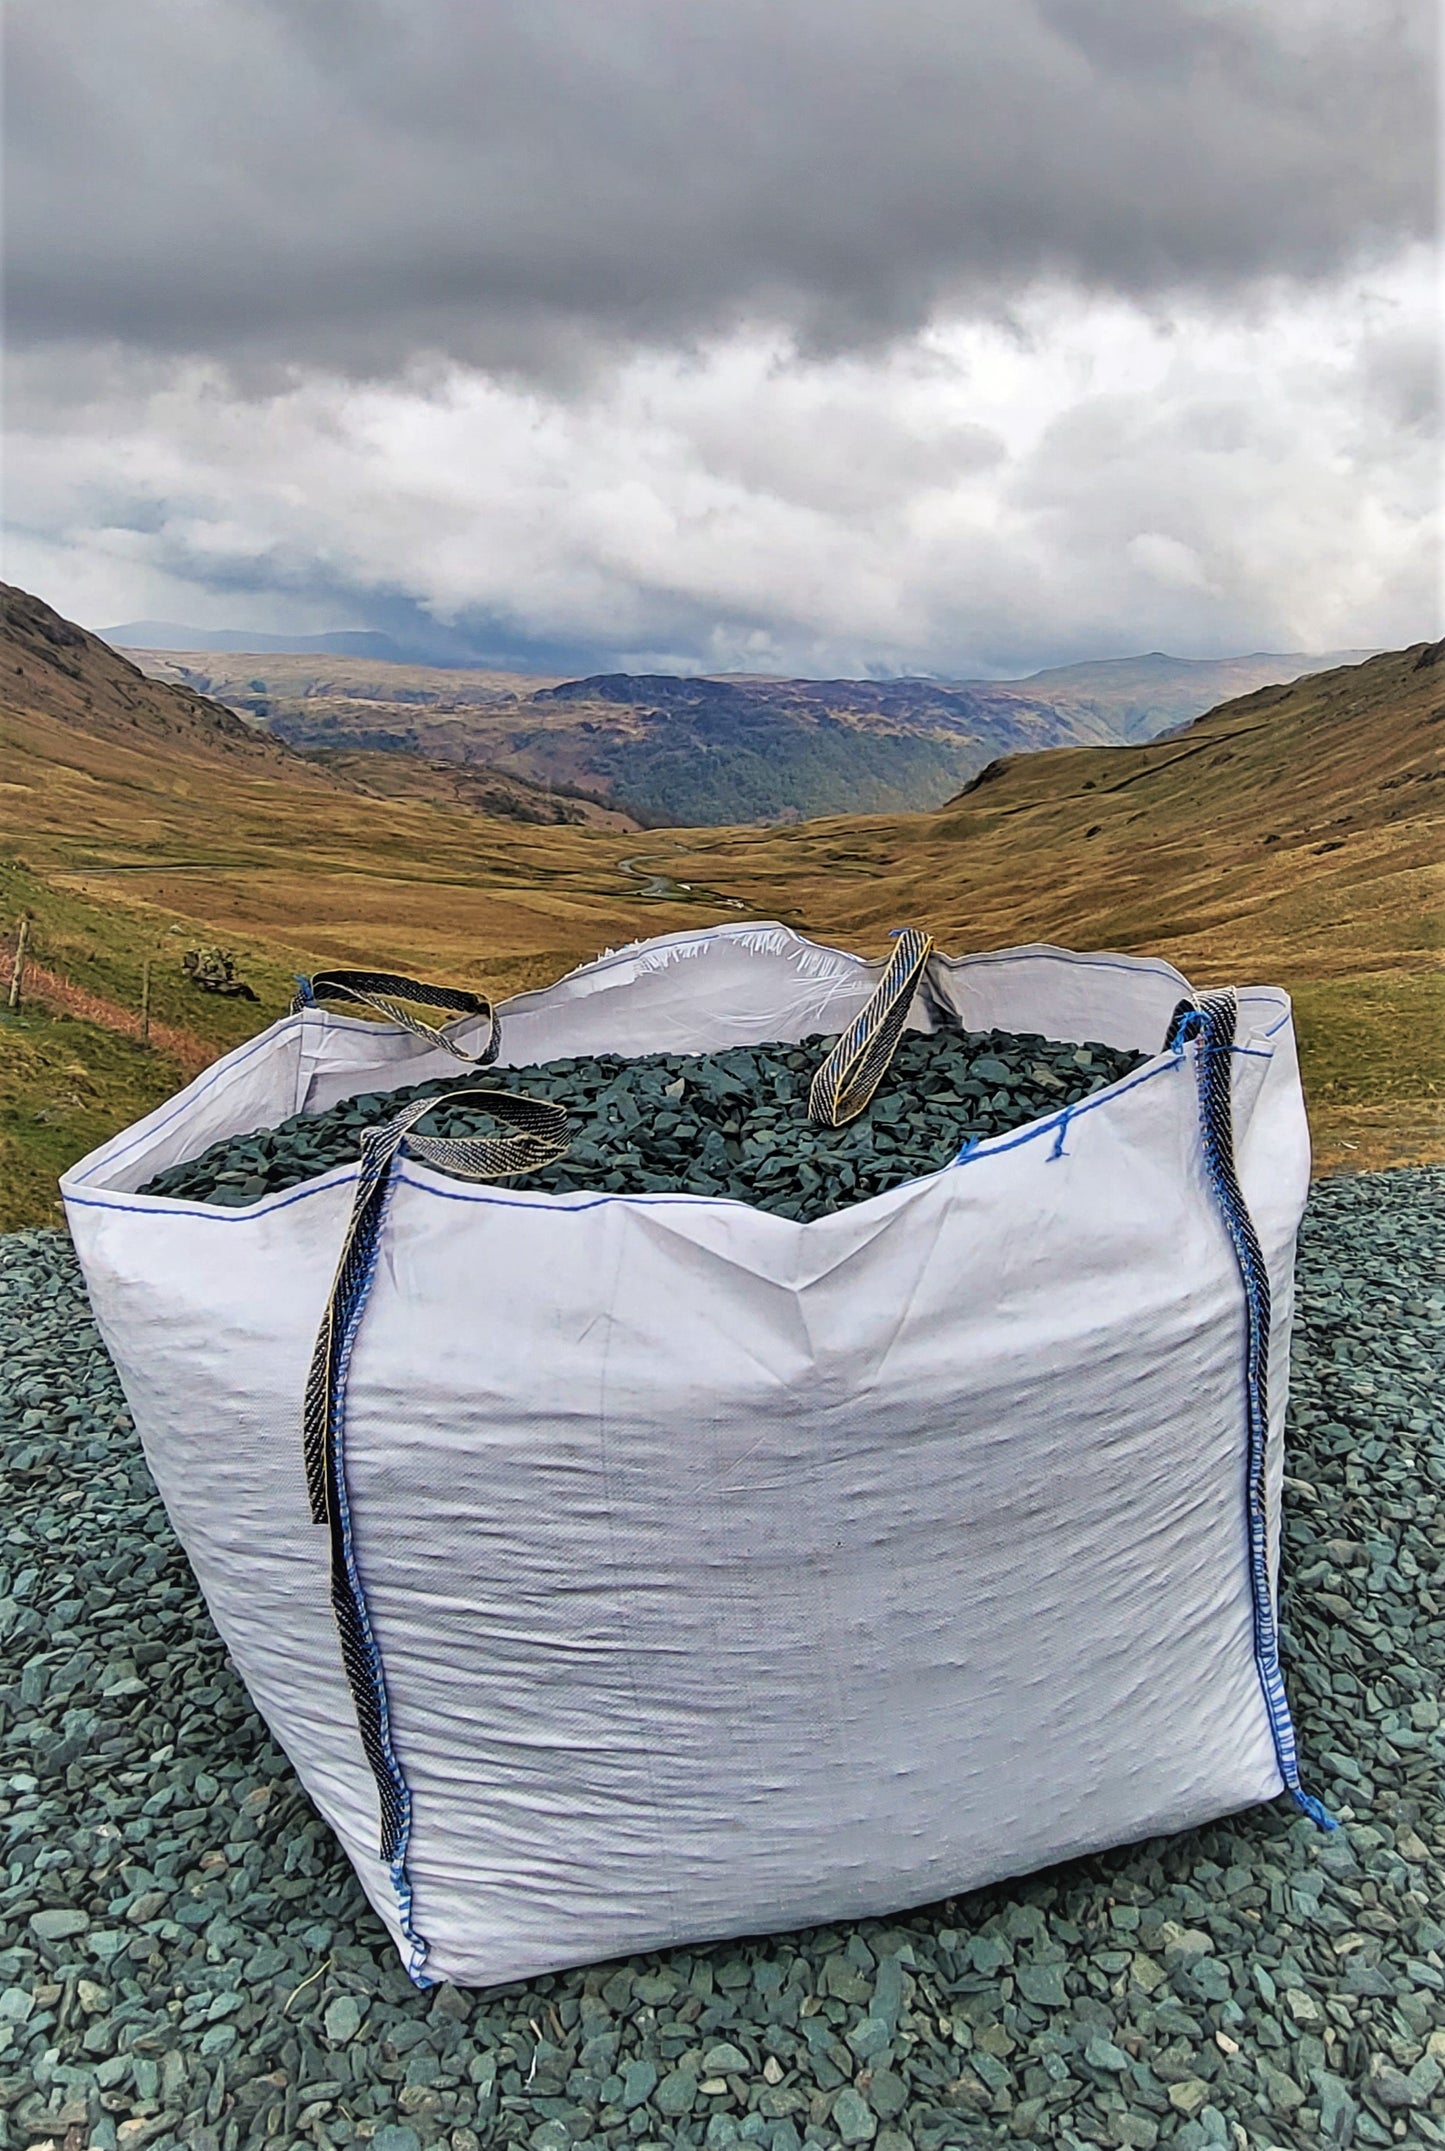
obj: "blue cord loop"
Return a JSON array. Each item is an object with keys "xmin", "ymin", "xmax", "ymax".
[{"xmin": 1167, "ymin": 992, "xmax": 1334, "ymax": 1831}]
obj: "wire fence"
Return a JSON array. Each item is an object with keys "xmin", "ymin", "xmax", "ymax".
[{"xmin": 1, "ymin": 921, "xmax": 213, "ymax": 1077}]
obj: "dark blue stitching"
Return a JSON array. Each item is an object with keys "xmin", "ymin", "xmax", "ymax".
[
  {"xmin": 63, "ymin": 1172, "xmax": 359, "ymax": 1220},
  {"xmin": 72, "ymin": 935, "xmax": 1280, "ymax": 1187},
  {"xmin": 68, "ymin": 1057, "xmax": 1189, "ymax": 1223},
  {"xmin": 65, "ymin": 1022, "xmax": 293, "ymax": 1173},
  {"xmin": 388, "ymin": 1057, "xmax": 1184, "ymax": 1208},
  {"xmin": 73, "ymin": 934, "xmax": 1287, "ymax": 1185},
  {"xmin": 1171, "ymin": 995, "xmax": 1333, "ymax": 1831}
]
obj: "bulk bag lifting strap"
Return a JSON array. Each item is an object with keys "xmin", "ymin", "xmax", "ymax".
[
  {"xmin": 1165, "ymin": 988, "xmax": 1333, "ymax": 1832},
  {"xmin": 300, "ymin": 1077, "xmax": 571, "ymax": 1983},
  {"xmin": 305, "ymin": 1081, "xmax": 572, "ymax": 1522},
  {"xmin": 292, "ymin": 968, "xmax": 501, "ymax": 1065},
  {"xmin": 808, "ymin": 927, "xmax": 934, "ymax": 1126}
]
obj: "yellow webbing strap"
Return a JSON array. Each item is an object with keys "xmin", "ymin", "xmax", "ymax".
[
  {"xmin": 292, "ymin": 968, "xmax": 499, "ymax": 1065},
  {"xmin": 807, "ymin": 928, "xmax": 935, "ymax": 1127}
]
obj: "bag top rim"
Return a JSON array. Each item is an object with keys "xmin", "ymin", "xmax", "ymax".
[{"xmin": 59, "ymin": 924, "xmax": 1293, "ymax": 1204}]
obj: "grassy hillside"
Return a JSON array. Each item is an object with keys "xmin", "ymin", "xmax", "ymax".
[
  {"xmin": 651, "ymin": 644, "xmax": 1445, "ymax": 1170},
  {"xmin": 2, "ymin": 587, "xmax": 1440, "ymax": 1223},
  {"xmin": 295, "ymin": 746, "xmax": 638, "ymax": 830}
]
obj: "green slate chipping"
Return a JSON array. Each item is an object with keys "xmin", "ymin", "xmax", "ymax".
[
  {"xmin": 2, "ymin": 1170, "xmax": 1441, "ymax": 2147},
  {"xmin": 137, "ymin": 1026, "xmax": 1149, "ymax": 1218}
]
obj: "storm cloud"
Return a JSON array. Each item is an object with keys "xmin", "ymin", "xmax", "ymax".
[
  {"xmin": 2, "ymin": 1, "xmax": 1438, "ymax": 670},
  {"xmin": 6, "ymin": 0, "xmax": 1434, "ymax": 374}
]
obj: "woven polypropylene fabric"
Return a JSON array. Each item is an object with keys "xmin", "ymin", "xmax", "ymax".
[{"xmin": 62, "ymin": 927, "xmax": 1315, "ymax": 1988}]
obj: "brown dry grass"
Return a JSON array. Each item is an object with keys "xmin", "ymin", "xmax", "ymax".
[{"xmin": 2, "ymin": 586, "xmax": 1440, "ymax": 1221}]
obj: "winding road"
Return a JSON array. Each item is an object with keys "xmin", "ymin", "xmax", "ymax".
[{"xmin": 617, "ymin": 853, "xmax": 747, "ymax": 908}]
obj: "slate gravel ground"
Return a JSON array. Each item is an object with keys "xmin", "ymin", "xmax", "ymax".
[
  {"xmin": 1, "ymin": 1168, "xmax": 1441, "ymax": 2151},
  {"xmin": 135, "ymin": 1029, "xmax": 1147, "ymax": 1219}
]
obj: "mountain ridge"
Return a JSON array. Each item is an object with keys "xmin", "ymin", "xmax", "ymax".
[
  {"xmin": 104, "ymin": 620, "xmax": 415, "ymax": 660},
  {"xmin": 102, "ymin": 614, "xmax": 1374, "ymax": 690},
  {"xmin": 0, "ymin": 585, "xmax": 633, "ymax": 832},
  {"xmin": 120, "ymin": 641, "xmax": 1376, "ymax": 826}
]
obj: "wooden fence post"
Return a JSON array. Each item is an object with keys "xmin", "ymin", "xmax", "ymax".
[{"xmin": 6, "ymin": 917, "xmax": 28, "ymax": 1012}]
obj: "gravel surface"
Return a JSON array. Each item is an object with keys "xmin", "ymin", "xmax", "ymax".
[
  {"xmin": 135, "ymin": 1029, "xmax": 1147, "ymax": 1220},
  {"xmin": 1, "ymin": 1168, "xmax": 1441, "ymax": 2151}
]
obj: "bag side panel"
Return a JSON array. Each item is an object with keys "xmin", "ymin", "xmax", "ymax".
[
  {"xmin": 926, "ymin": 946, "xmax": 1193, "ymax": 1056},
  {"xmin": 61, "ymin": 1183, "xmax": 406, "ymax": 1957},
  {"xmin": 61, "ymin": 1017, "xmax": 304, "ymax": 1197},
  {"xmin": 341, "ymin": 1053, "xmax": 1282, "ymax": 1987}
]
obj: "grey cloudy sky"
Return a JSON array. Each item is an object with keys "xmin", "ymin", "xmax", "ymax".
[{"xmin": 3, "ymin": 0, "xmax": 1438, "ymax": 673}]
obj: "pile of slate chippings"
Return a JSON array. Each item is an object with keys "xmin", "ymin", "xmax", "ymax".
[
  {"xmin": 1, "ymin": 1170, "xmax": 1441, "ymax": 2151},
  {"xmin": 136, "ymin": 1029, "xmax": 1147, "ymax": 1220}
]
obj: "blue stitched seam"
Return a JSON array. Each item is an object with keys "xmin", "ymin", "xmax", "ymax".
[
  {"xmin": 71, "ymin": 1034, "xmax": 1275, "ymax": 1226},
  {"xmin": 388, "ymin": 1055, "xmax": 1184, "ymax": 1209},
  {"xmin": 1186, "ymin": 1015, "xmax": 1333, "ymax": 1831},
  {"xmin": 63, "ymin": 1175, "xmax": 356, "ymax": 1220},
  {"xmin": 66, "ymin": 1053, "xmax": 1191, "ymax": 1221},
  {"xmin": 64, "ymin": 1021, "xmax": 295, "ymax": 1176},
  {"xmin": 327, "ymin": 1145, "xmax": 433, "ymax": 1983}
]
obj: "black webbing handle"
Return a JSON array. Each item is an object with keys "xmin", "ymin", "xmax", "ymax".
[
  {"xmin": 292, "ymin": 968, "xmax": 500, "ymax": 1066},
  {"xmin": 300, "ymin": 1077, "xmax": 567, "ymax": 1892},
  {"xmin": 303, "ymin": 1081, "xmax": 571, "ymax": 1528},
  {"xmin": 808, "ymin": 928, "xmax": 936, "ymax": 1126}
]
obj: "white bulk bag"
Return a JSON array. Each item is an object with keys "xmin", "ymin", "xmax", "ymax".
[{"xmin": 60, "ymin": 924, "xmax": 1329, "ymax": 1991}]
